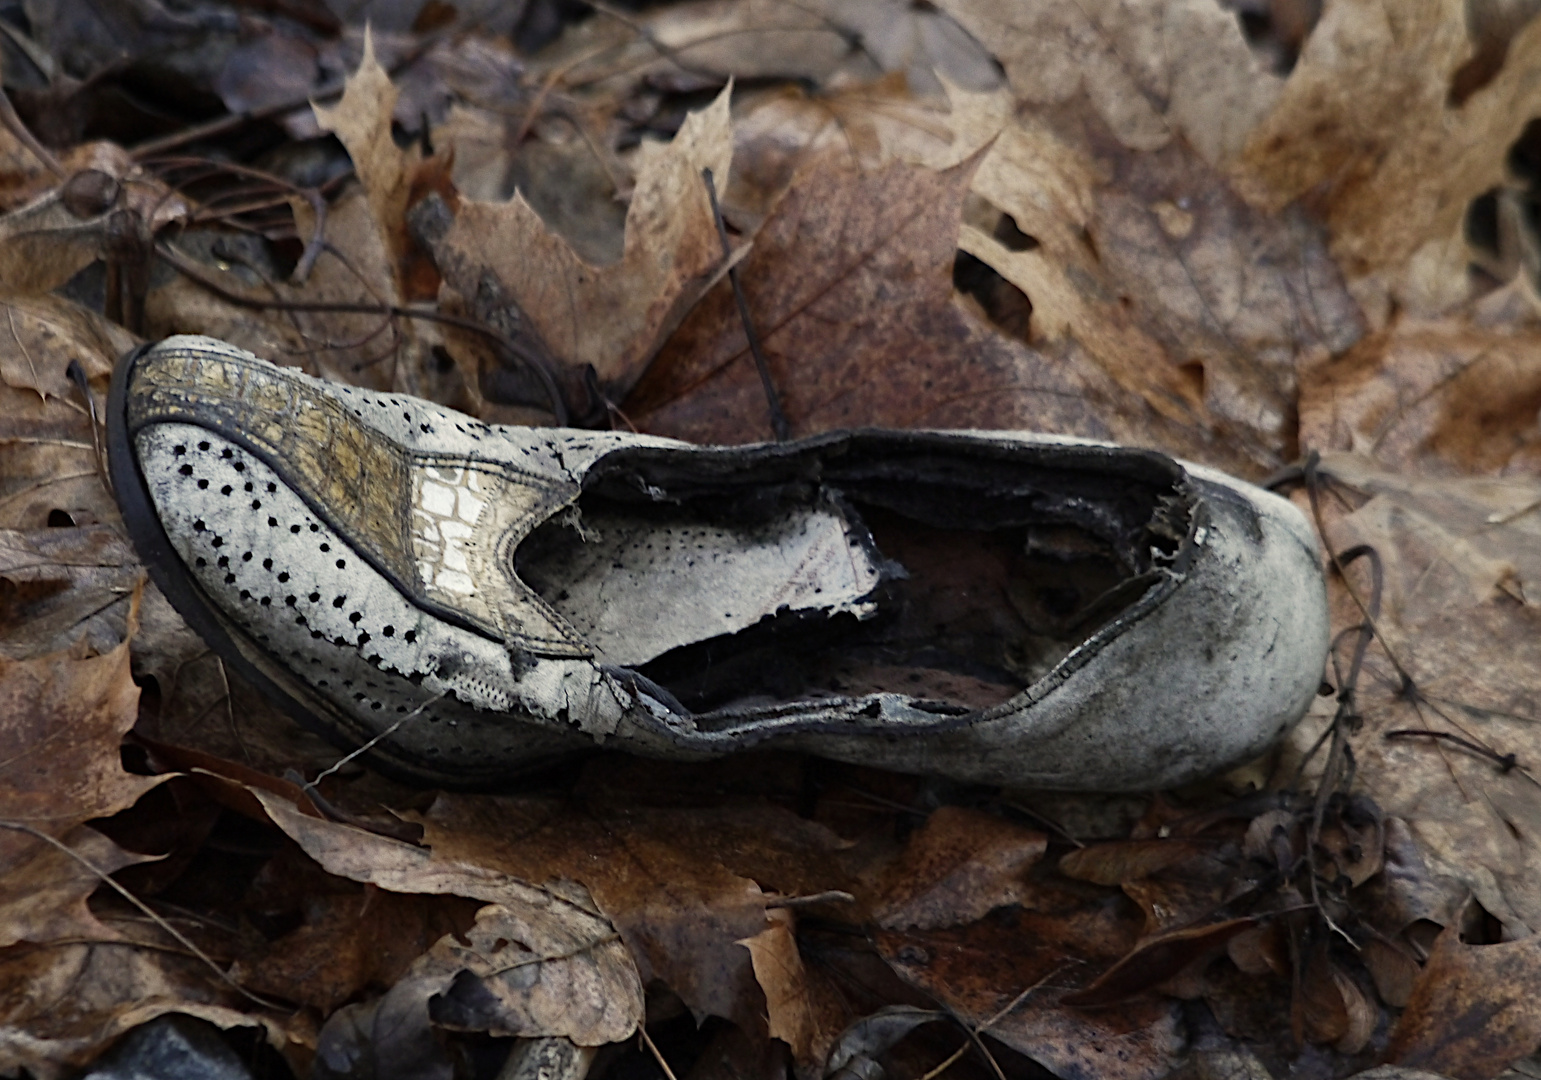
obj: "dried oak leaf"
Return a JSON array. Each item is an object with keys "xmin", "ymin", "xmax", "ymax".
[
  {"xmin": 935, "ymin": 0, "xmax": 1284, "ymax": 166},
  {"xmin": 0, "ymin": 639, "xmax": 160, "ymax": 950},
  {"xmin": 437, "ymin": 85, "xmax": 733, "ymax": 398},
  {"xmin": 628, "ymin": 148, "xmax": 1214, "ymax": 462},
  {"xmin": 252, "ymin": 788, "xmax": 643, "ymax": 1047},
  {"xmin": 1386, "ymin": 927, "xmax": 1541, "ymax": 1080},
  {"xmin": 1234, "ymin": 0, "xmax": 1541, "ymax": 316},
  {"xmin": 871, "ymin": 805, "xmax": 1047, "ymax": 932},
  {"xmin": 312, "ymin": 28, "xmax": 422, "ymax": 297},
  {"xmin": 1276, "ymin": 453, "xmax": 1541, "ymax": 935}
]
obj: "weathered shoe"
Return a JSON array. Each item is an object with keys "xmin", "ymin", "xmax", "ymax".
[{"xmin": 108, "ymin": 336, "xmax": 1329, "ymax": 791}]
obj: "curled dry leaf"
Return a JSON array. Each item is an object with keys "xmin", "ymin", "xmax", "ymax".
[
  {"xmin": 252, "ymin": 789, "xmax": 644, "ymax": 1047},
  {"xmin": 1386, "ymin": 928, "xmax": 1541, "ymax": 1080},
  {"xmin": 0, "ymin": 639, "xmax": 160, "ymax": 949},
  {"xmin": 1291, "ymin": 942, "xmax": 1378, "ymax": 1054},
  {"xmin": 1234, "ymin": 0, "xmax": 1541, "ymax": 317}
]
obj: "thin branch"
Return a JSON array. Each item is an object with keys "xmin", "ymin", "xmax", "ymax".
[{"xmin": 702, "ymin": 166, "xmax": 787, "ymax": 440}]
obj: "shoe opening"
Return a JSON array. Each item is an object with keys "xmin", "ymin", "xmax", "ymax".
[{"xmin": 516, "ymin": 434, "xmax": 1191, "ymax": 718}]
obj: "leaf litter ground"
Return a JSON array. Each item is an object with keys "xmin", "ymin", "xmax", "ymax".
[{"xmin": 1, "ymin": 1, "xmax": 1541, "ymax": 1079}]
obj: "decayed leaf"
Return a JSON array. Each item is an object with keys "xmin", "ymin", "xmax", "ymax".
[
  {"xmin": 1277, "ymin": 453, "xmax": 1541, "ymax": 935},
  {"xmin": 935, "ymin": 0, "xmax": 1283, "ymax": 165},
  {"xmin": 437, "ymin": 85, "xmax": 734, "ymax": 397},
  {"xmin": 873, "ymin": 805, "xmax": 1046, "ymax": 931},
  {"xmin": 1386, "ymin": 928, "xmax": 1541, "ymax": 1080},
  {"xmin": 0, "ymin": 640, "xmax": 160, "ymax": 949},
  {"xmin": 252, "ymin": 789, "xmax": 644, "ymax": 1047},
  {"xmin": 1234, "ymin": 0, "xmax": 1541, "ymax": 316}
]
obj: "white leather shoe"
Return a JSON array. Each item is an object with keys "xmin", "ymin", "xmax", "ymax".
[{"xmin": 108, "ymin": 336, "xmax": 1329, "ymax": 791}]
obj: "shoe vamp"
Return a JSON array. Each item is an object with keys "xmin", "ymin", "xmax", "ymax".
[{"xmin": 134, "ymin": 424, "xmax": 622, "ymax": 736}]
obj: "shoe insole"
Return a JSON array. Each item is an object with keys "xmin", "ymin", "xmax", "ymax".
[{"xmin": 518, "ymin": 501, "xmax": 885, "ymax": 667}]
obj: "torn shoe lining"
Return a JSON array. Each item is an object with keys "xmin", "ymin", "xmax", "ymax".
[{"xmin": 517, "ymin": 437, "xmax": 1189, "ymax": 716}]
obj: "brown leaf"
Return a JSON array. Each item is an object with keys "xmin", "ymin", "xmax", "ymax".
[
  {"xmin": 876, "ymin": 903, "xmax": 1184, "ymax": 1080},
  {"xmin": 234, "ymin": 885, "xmax": 481, "ymax": 1014},
  {"xmin": 0, "ymin": 827, "xmax": 153, "ymax": 949},
  {"xmin": 873, "ymin": 806, "xmax": 1046, "ymax": 931},
  {"xmin": 1361, "ymin": 938, "xmax": 1421, "ymax": 1009},
  {"xmin": 1386, "ymin": 927, "xmax": 1541, "ymax": 1080},
  {"xmin": 252, "ymin": 788, "xmax": 644, "ymax": 1046},
  {"xmin": 437, "ymin": 85, "xmax": 733, "ymax": 397},
  {"xmin": 1060, "ymin": 918, "xmax": 1257, "ymax": 1009},
  {"xmin": 0, "ymin": 527, "xmax": 140, "ymax": 660},
  {"xmin": 740, "ymin": 908, "xmax": 815, "ymax": 1061},
  {"xmin": 0, "ymin": 933, "xmax": 293, "ymax": 1080},
  {"xmin": 1234, "ymin": 0, "xmax": 1541, "ymax": 316},
  {"xmin": 312, "ymin": 28, "xmax": 420, "ymax": 287},
  {"xmin": 1299, "ymin": 316, "xmax": 1541, "ymax": 477},
  {"xmin": 0, "ymin": 640, "xmax": 160, "ymax": 948},
  {"xmin": 965, "ymin": 125, "xmax": 1362, "ymax": 470},
  {"xmin": 1291, "ymin": 942, "xmax": 1378, "ymax": 1053},
  {"xmin": 1059, "ymin": 839, "xmax": 1211, "ymax": 886},
  {"xmin": 1276, "ymin": 455, "xmax": 1541, "ymax": 936},
  {"xmin": 0, "ymin": 295, "xmax": 133, "ymax": 531},
  {"xmin": 936, "ymin": 0, "xmax": 1283, "ymax": 166},
  {"xmin": 631, "ymin": 149, "xmax": 1184, "ymax": 454},
  {"xmin": 411, "ymin": 794, "xmax": 774, "ymax": 1029}
]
